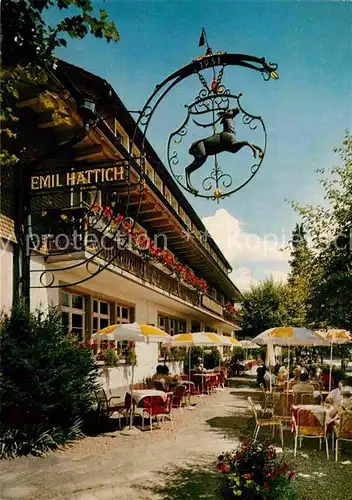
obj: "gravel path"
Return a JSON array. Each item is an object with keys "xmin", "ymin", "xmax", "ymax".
[{"xmin": 0, "ymin": 385, "xmax": 258, "ymax": 500}]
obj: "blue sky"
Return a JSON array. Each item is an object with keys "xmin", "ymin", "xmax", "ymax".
[{"xmin": 47, "ymin": 0, "xmax": 351, "ymax": 289}]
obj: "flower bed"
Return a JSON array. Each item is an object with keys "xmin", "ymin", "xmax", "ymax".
[{"xmin": 217, "ymin": 440, "xmax": 296, "ymax": 499}]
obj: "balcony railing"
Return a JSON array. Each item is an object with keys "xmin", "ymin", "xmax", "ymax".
[
  {"xmin": 42, "ymin": 211, "xmax": 238, "ymax": 324},
  {"xmin": 86, "ymin": 230, "xmax": 201, "ymax": 307}
]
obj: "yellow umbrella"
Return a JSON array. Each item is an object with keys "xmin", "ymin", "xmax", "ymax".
[
  {"xmin": 316, "ymin": 329, "xmax": 351, "ymax": 391},
  {"xmin": 92, "ymin": 323, "xmax": 171, "ymax": 435}
]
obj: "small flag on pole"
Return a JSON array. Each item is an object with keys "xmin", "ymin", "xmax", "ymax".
[{"xmin": 199, "ymin": 27, "xmax": 206, "ymax": 47}]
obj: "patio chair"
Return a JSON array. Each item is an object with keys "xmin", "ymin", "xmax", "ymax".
[
  {"xmin": 95, "ymin": 389, "xmax": 131, "ymax": 429},
  {"xmin": 292, "ymin": 407, "xmax": 329, "ymax": 459},
  {"xmin": 180, "ymin": 374, "xmax": 189, "ymax": 381},
  {"xmin": 259, "ymin": 383, "xmax": 274, "ymax": 416},
  {"xmin": 152, "ymin": 379, "xmax": 168, "ymax": 392},
  {"xmin": 272, "ymin": 392, "xmax": 293, "ymax": 427},
  {"xmin": 248, "ymin": 397, "xmax": 283, "ymax": 448},
  {"xmin": 141, "ymin": 393, "xmax": 174, "ymax": 433},
  {"xmin": 332, "ymin": 410, "xmax": 352, "ymax": 461},
  {"xmin": 172, "ymin": 385, "xmax": 187, "ymax": 415}
]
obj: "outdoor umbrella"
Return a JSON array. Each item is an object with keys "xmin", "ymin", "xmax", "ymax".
[
  {"xmin": 252, "ymin": 327, "xmax": 328, "ymax": 396},
  {"xmin": 316, "ymin": 329, "xmax": 351, "ymax": 392},
  {"xmin": 92, "ymin": 322, "xmax": 171, "ymax": 435},
  {"xmin": 238, "ymin": 339, "xmax": 260, "ymax": 361},
  {"xmin": 163, "ymin": 332, "xmax": 221, "ymax": 408}
]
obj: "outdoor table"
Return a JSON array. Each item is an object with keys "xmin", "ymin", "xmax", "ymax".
[
  {"xmin": 291, "ymin": 404, "xmax": 332, "ymax": 432},
  {"xmin": 127, "ymin": 389, "xmax": 167, "ymax": 405}
]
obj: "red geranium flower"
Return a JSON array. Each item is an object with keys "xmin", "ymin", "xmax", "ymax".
[
  {"xmin": 217, "ymin": 462, "xmax": 230, "ymax": 473},
  {"xmin": 264, "ymin": 482, "xmax": 270, "ymax": 490},
  {"xmin": 289, "ymin": 471, "xmax": 295, "ymax": 481},
  {"xmin": 243, "ymin": 473, "xmax": 252, "ymax": 480}
]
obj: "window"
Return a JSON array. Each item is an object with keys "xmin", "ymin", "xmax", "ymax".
[
  {"xmin": 191, "ymin": 320, "xmax": 201, "ymax": 333},
  {"xmin": 158, "ymin": 315, "xmax": 187, "ymax": 335},
  {"xmin": 154, "ymin": 173, "xmax": 163, "ymax": 192},
  {"xmin": 164, "ymin": 186, "xmax": 172, "ymax": 204},
  {"xmin": 145, "ymin": 162, "xmax": 154, "ymax": 183},
  {"xmin": 116, "ymin": 303, "xmax": 132, "ymax": 323},
  {"xmin": 61, "ymin": 291, "xmax": 85, "ymax": 340},
  {"xmin": 211, "ymin": 288, "xmax": 217, "ymax": 300},
  {"xmin": 170, "ymin": 196, "xmax": 178, "ymax": 213},
  {"xmin": 93, "ymin": 299, "xmax": 110, "ymax": 332}
]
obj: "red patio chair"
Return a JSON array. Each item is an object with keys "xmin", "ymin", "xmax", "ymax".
[
  {"xmin": 172, "ymin": 385, "xmax": 187, "ymax": 415},
  {"xmin": 142, "ymin": 393, "xmax": 174, "ymax": 433},
  {"xmin": 180, "ymin": 374, "xmax": 189, "ymax": 381}
]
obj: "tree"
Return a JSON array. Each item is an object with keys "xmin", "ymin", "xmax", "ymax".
[
  {"xmin": 0, "ymin": 0, "xmax": 119, "ymax": 165},
  {"xmin": 291, "ymin": 132, "xmax": 352, "ymax": 330},
  {"xmin": 286, "ymin": 223, "xmax": 313, "ymax": 326},
  {"xmin": 240, "ymin": 279, "xmax": 295, "ymax": 338}
]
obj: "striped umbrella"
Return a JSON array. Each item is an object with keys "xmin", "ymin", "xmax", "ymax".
[
  {"xmin": 92, "ymin": 322, "xmax": 171, "ymax": 343},
  {"xmin": 253, "ymin": 327, "xmax": 328, "ymax": 396},
  {"xmin": 253, "ymin": 327, "xmax": 327, "ymax": 347},
  {"xmin": 164, "ymin": 332, "xmax": 222, "ymax": 402},
  {"xmin": 92, "ymin": 323, "xmax": 171, "ymax": 435},
  {"xmin": 316, "ymin": 329, "xmax": 351, "ymax": 391}
]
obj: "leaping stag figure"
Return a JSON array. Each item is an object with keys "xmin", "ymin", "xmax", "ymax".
[{"xmin": 185, "ymin": 108, "xmax": 263, "ymax": 193}]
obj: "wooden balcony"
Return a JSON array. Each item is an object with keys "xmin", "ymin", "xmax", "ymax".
[{"xmin": 86, "ymin": 232, "xmax": 201, "ymax": 308}]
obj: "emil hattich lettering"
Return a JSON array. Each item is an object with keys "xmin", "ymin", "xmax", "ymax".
[{"xmin": 30, "ymin": 166, "xmax": 125, "ymax": 190}]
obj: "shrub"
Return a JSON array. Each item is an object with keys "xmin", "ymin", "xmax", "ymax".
[
  {"xmin": 217, "ymin": 440, "xmax": 296, "ymax": 499},
  {"xmin": 204, "ymin": 347, "xmax": 221, "ymax": 369},
  {"xmin": 103, "ymin": 348, "xmax": 119, "ymax": 366},
  {"xmin": 0, "ymin": 306, "xmax": 99, "ymax": 457}
]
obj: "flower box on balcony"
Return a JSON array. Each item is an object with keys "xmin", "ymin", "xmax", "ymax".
[{"xmin": 151, "ymin": 260, "xmax": 172, "ymax": 275}]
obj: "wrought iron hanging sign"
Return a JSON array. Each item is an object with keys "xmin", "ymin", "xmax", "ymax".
[{"xmin": 130, "ymin": 28, "xmax": 278, "ymax": 201}]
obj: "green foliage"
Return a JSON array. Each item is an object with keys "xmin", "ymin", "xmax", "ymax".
[
  {"xmin": 240, "ymin": 279, "xmax": 297, "ymax": 337},
  {"xmin": 0, "ymin": 306, "xmax": 98, "ymax": 457},
  {"xmin": 0, "ymin": 0, "xmax": 119, "ymax": 166},
  {"xmin": 286, "ymin": 224, "xmax": 313, "ymax": 326},
  {"xmin": 102, "ymin": 348, "xmax": 119, "ymax": 367},
  {"xmin": 126, "ymin": 347, "xmax": 137, "ymax": 366},
  {"xmin": 0, "ymin": 420, "xmax": 82, "ymax": 459},
  {"xmin": 204, "ymin": 347, "xmax": 221, "ymax": 369},
  {"xmin": 291, "ymin": 132, "xmax": 352, "ymax": 330}
]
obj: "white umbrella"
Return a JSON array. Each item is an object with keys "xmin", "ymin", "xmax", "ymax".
[
  {"xmin": 163, "ymin": 332, "xmax": 221, "ymax": 408},
  {"xmin": 93, "ymin": 323, "xmax": 171, "ymax": 435},
  {"xmin": 238, "ymin": 340, "xmax": 260, "ymax": 361},
  {"xmin": 316, "ymin": 329, "xmax": 351, "ymax": 391},
  {"xmin": 253, "ymin": 327, "xmax": 328, "ymax": 399}
]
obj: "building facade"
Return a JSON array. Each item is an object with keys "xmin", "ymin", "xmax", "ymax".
[{"xmin": 0, "ymin": 60, "xmax": 241, "ymax": 388}]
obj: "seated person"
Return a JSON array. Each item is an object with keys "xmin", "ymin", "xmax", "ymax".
[
  {"xmin": 263, "ymin": 370, "xmax": 277, "ymax": 388},
  {"xmin": 329, "ymin": 387, "xmax": 352, "ymax": 420},
  {"xmin": 152, "ymin": 364, "xmax": 165, "ymax": 381},
  {"xmin": 308, "ymin": 366, "xmax": 319, "ymax": 381},
  {"xmin": 277, "ymin": 365, "xmax": 289, "ymax": 384},
  {"xmin": 321, "ymin": 368, "xmax": 334, "ymax": 391},
  {"xmin": 292, "ymin": 372, "xmax": 315, "ymax": 396},
  {"xmin": 152, "ymin": 365, "xmax": 174, "ymax": 388},
  {"xmin": 288, "ymin": 367, "xmax": 302, "ymax": 389},
  {"xmin": 326, "ymin": 379, "xmax": 352, "ymax": 407},
  {"xmin": 256, "ymin": 364, "xmax": 267, "ymax": 388},
  {"xmin": 194, "ymin": 357, "xmax": 204, "ymax": 373}
]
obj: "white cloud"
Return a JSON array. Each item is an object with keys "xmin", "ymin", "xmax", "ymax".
[
  {"xmin": 202, "ymin": 209, "xmax": 289, "ymax": 291},
  {"xmin": 203, "ymin": 209, "xmax": 289, "ymax": 263},
  {"xmin": 229, "ymin": 267, "xmax": 257, "ymax": 290}
]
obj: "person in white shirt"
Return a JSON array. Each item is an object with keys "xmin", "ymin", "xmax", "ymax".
[{"xmin": 326, "ymin": 379, "xmax": 352, "ymax": 407}]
